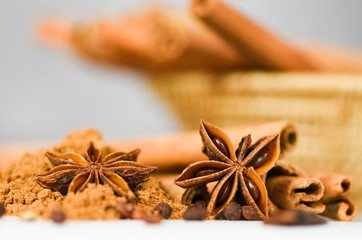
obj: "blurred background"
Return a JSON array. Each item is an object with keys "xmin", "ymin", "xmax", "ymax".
[{"xmin": 1, "ymin": 0, "xmax": 362, "ymax": 143}]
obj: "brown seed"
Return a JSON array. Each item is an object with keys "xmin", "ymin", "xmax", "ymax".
[
  {"xmin": 50, "ymin": 209, "xmax": 66, "ymax": 223},
  {"xmin": 244, "ymin": 178, "xmax": 260, "ymax": 201},
  {"xmin": 249, "ymin": 148, "xmax": 269, "ymax": 168},
  {"xmin": 241, "ymin": 206, "xmax": 258, "ymax": 220},
  {"xmin": 195, "ymin": 168, "xmax": 219, "ymax": 177},
  {"xmin": 0, "ymin": 203, "xmax": 5, "ymax": 217},
  {"xmin": 145, "ymin": 213, "xmax": 162, "ymax": 224},
  {"xmin": 264, "ymin": 210, "xmax": 327, "ymax": 225},
  {"xmin": 131, "ymin": 207, "xmax": 147, "ymax": 220},
  {"xmin": 222, "ymin": 202, "xmax": 242, "ymax": 220},
  {"xmin": 115, "ymin": 201, "xmax": 134, "ymax": 219},
  {"xmin": 212, "ymin": 137, "xmax": 229, "ymax": 157},
  {"xmin": 154, "ymin": 202, "xmax": 172, "ymax": 219},
  {"xmin": 193, "ymin": 200, "xmax": 207, "ymax": 209},
  {"xmin": 183, "ymin": 206, "xmax": 208, "ymax": 221},
  {"xmin": 216, "ymin": 180, "xmax": 232, "ymax": 205}
]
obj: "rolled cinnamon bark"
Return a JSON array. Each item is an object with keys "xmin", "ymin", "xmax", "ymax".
[
  {"xmin": 102, "ymin": 8, "xmax": 253, "ymax": 70},
  {"xmin": 314, "ymin": 173, "xmax": 351, "ymax": 201},
  {"xmin": 266, "ymin": 176, "xmax": 325, "ymax": 214},
  {"xmin": 322, "ymin": 197, "xmax": 356, "ymax": 221},
  {"xmin": 190, "ymin": 0, "xmax": 315, "ymax": 71},
  {"xmin": 111, "ymin": 121, "xmax": 297, "ymax": 172},
  {"xmin": 37, "ymin": 8, "xmax": 253, "ymax": 71},
  {"xmin": 313, "ymin": 173, "xmax": 356, "ymax": 221},
  {"xmin": 294, "ymin": 41, "xmax": 362, "ymax": 73},
  {"xmin": 265, "ymin": 162, "xmax": 325, "ymax": 214}
]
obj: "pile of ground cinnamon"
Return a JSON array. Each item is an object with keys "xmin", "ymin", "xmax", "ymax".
[{"xmin": 0, "ymin": 128, "xmax": 187, "ymax": 220}]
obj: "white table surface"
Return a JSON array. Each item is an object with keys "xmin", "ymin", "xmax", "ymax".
[{"xmin": 1, "ymin": 215, "xmax": 361, "ymax": 240}]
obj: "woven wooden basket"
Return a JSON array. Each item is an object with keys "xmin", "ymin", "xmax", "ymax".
[{"xmin": 148, "ymin": 71, "xmax": 362, "ymax": 208}]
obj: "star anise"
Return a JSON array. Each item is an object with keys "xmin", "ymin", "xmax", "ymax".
[
  {"xmin": 35, "ymin": 143, "xmax": 157, "ymax": 199},
  {"xmin": 174, "ymin": 120, "xmax": 280, "ymax": 219}
]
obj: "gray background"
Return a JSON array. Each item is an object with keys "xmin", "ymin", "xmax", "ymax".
[{"xmin": 1, "ymin": 0, "xmax": 362, "ymax": 143}]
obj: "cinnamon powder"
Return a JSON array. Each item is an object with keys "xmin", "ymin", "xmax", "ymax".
[{"xmin": 0, "ymin": 129, "xmax": 187, "ymax": 220}]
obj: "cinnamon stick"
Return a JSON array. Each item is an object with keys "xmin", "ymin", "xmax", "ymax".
[
  {"xmin": 190, "ymin": 0, "xmax": 315, "ymax": 71},
  {"xmin": 102, "ymin": 8, "xmax": 253, "ymax": 70},
  {"xmin": 294, "ymin": 40, "xmax": 362, "ymax": 73},
  {"xmin": 265, "ymin": 162, "xmax": 325, "ymax": 214},
  {"xmin": 321, "ymin": 197, "xmax": 356, "ymax": 221},
  {"xmin": 313, "ymin": 173, "xmax": 356, "ymax": 221},
  {"xmin": 37, "ymin": 8, "xmax": 253, "ymax": 71},
  {"xmin": 314, "ymin": 173, "xmax": 351, "ymax": 202},
  {"xmin": 111, "ymin": 121, "xmax": 297, "ymax": 172}
]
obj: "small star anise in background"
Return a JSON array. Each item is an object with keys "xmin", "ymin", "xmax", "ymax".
[
  {"xmin": 175, "ymin": 120, "xmax": 280, "ymax": 219},
  {"xmin": 35, "ymin": 143, "xmax": 157, "ymax": 199}
]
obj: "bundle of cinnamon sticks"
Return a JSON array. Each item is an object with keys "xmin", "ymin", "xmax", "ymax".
[{"xmin": 37, "ymin": 0, "xmax": 362, "ymax": 72}]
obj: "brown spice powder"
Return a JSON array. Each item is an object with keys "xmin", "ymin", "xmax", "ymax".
[{"xmin": 0, "ymin": 128, "xmax": 187, "ymax": 220}]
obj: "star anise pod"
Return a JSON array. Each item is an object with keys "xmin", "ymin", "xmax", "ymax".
[
  {"xmin": 174, "ymin": 120, "xmax": 280, "ymax": 219},
  {"xmin": 35, "ymin": 143, "xmax": 157, "ymax": 199}
]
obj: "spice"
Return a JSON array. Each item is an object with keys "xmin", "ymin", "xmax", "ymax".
[
  {"xmin": 193, "ymin": 200, "xmax": 207, "ymax": 209},
  {"xmin": 181, "ymin": 185, "xmax": 210, "ymax": 206},
  {"xmin": 0, "ymin": 129, "xmax": 187, "ymax": 220},
  {"xmin": 221, "ymin": 202, "xmax": 242, "ymax": 220},
  {"xmin": 35, "ymin": 142, "xmax": 157, "ymax": 199},
  {"xmin": 322, "ymin": 197, "xmax": 356, "ymax": 221},
  {"xmin": 154, "ymin": 202, "xmax": 172, "ymax": 219},
  {"xmin": 115, "ymin": 201, "xmax": 134, "ymax": 219},
  {"xmin": 0, "ymin": 203, "xmax": 5, "ymax": 217},
  {"xmin": 265, "ymin": 162, "xmax": 325, "ymax": 214},
  {"xmin": 131, "ymin": 207, "xmax": 147, "ymax": 220},
  {"xmin": 50, "ymin": 209, "xmax": 66, "ymax": 223},
  {"xmin": 111, "ymin": 121, "xmax": 296, "ymax": 172},
  {"xmin": 183, "ymin": 206, "xmax": 208, "ymax": 220},
  {"xmin": 134, "ymin": 178, "xmax": 188, "ymax": 220},
  {"xmin": 264, "ymin": 210, "xmax": 327, "ymax": 226},
  {"xmin": 241, "ymin": 206, "xmax": 258, "ymax": 220},
  {"xmin": 191, "ymin": 0, "xmax": 314, "ymax": 71},
  {"xmin": 175, "ymin": 120, "xmax": 280, "ymax": 218}
]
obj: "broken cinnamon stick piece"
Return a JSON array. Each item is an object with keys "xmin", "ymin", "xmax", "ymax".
[
  {"xmin": 314, "ymin": 173, "xmax": 351, "ymax": 201},
  {"xmin": 322, "ymin": 197, "xmax": 356, "ymax": 221},
  {"xmin": 266, "ymin": 176, "xmax": 325, "ymax": 214},
  {"xmin": 111, "ymin": 121, "xmax": 296, "ymax": 172},
  {"xmin": 191, "ymin": 0, "xmax": 315, "ymax": 71}
]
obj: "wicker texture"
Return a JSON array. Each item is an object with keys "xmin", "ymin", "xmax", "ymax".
[{"xmin": 148, "ymin": 72, "xmax": 362, "ymax": 208}]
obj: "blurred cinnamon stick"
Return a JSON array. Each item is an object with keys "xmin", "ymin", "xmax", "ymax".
[
  {"xmin": 190, "ymin": 0, "xmax": 316, "ymax": 71},
  {"xmin": 0, "ymin": 121, "xmax": 295, "ymax": 170},
  {"xmin": 294, "ymin": 41, "xmax": 362, "ymax": 73},
  {"xmin": 111, "ymin": 120, "xmax": 296, "ymax": 172},
  {"xmin": 37, "ymin": 5, "xmax": 362, "ymax": 72},
  {"xmin": 38, "ymin": 8, "xmax": 253, "ymax": 71}
]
